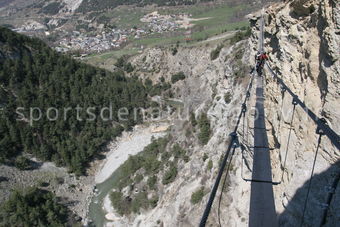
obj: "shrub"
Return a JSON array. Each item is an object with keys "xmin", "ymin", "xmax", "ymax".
[
  {"xmin": 124, "ymin": 62, "xmax": 134, "ymax": 73},
  {"xmin": 134, "ymin": 174, "xmax": 143, "ymax": 183},
  {"xmin": 191, "ymin": 187, "xmax": 205, "ymax": 204},
  {"xmin": 202, "ymin": 153, "xmax": 208, "ymax": 162},
  {"xmin": 230, "ymin": 27, "xmax": 251, "ymax": 45},
  {"xmin": 161, "ymin": 151, "xmax": 171, "ymax": 163},
  {"xmin": 160, "ymin": 76, "xmax": 165, "ymax": 83},
  {"xmin": 171, "ymin": 47, "xmax": 178, "ymax": 56},
  {"xmin": 210, "ymin": 44, "xmax": 223, "ymax": 60},
  {"xmin": 224, "ymin": 92, "xmax": 232, "ymax": 104},
  {"xmin": 110, "ymin": 191, "xmax": 131, "ymax": 215},
  {"xmin": 149, "ymin": 195, "xmax": 159, "ymax": 208},
  {"xmin": 190, "ymin": 112, "xmax": 197, "ymax": 127},
  {"xmin": 198, "ymin": 113, "xmax": 211, "ymax": 145},
  {"xmin": 183, "ymin": 155, "xmax": 190, "ymax": 163},
  {"xmin": 115, "ymin": 56, "xmax": 126, "ymax": 68},
  {"xmin": 15, "ymin": 156, "xmax": 31, "ymax": 170},
  {"xmin": 147, "ymin": 175, "xmax": 157, "ymax": 189},
  {"xmin": 185, "ymin": 128, "xmax": 192, "ymax": 137},
  {"xmin": 172, "ymin": 144, "xmax": 185, "ymax": 160},
  {"xmin": 162, "ymin": 164, "xmax": 177, "ymax": 185},
  {"xmin": 171, "ymin": 72, "xmax": 186, "ymax": 83},
  {"xmin": 131, "ymin": 192, "xmax": 149, "ymax": 213},
  {"xmin": 207, "ymin": 159, "xmax": 213, "ymax": 170}
]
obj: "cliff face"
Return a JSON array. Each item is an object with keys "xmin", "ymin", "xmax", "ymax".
[
  {"xmin": 249, "ymin": 0, "xmax": 339, "ymax": 226},
  {"xmin": 124, "ymin": 38, "xmax": 253, "ymax": 226},
  {"xmin": 102, "ymin": 1, "xmax": 339, "ymax": 226}
]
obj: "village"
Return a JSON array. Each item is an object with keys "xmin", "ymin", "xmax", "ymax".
[
  {"xmin": 56, "ymin": 29, "xmax": 130, "ymax": 53},
  {"xmin": 56, "ymin": 11, "xmax": 195, "ymax": 53},
  {"xmin": 9, "ymin": 11, "xmax": 197, "ymax": 54}
]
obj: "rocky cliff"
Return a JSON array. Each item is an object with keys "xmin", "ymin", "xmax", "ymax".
[
  {"xmin": 113, "ymin": 36, "xmax": 254, "ymax": 226},
  {"xmin": 97, "ymin": 0, "xmax": 339, "ymax": 226},
  {"xmin": 249, "ymin": 0, "xmax": 339, "ymax": 226}
]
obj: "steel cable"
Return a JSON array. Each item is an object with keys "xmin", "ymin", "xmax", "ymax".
[{"xmin": 300, "ymin": 133, "xmax": 323, "ymax": 227}]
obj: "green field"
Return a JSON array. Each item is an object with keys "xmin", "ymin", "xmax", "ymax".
[
  {"xmin": 85, "ymin": 3, "xmax": 251, "ymax": 67},
  {"xmin": 131, "ymin": 3, "xmax": 250, "ymax": 46}
]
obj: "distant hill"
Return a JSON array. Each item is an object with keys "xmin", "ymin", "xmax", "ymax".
[{"xmin": 0, "ymin": 27, "xmax": 153, "ymax": 175}]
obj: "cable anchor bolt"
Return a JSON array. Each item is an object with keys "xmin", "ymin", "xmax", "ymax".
[
  {"xmin": 316, "ymin": 118, "xmax": 327, "ymax": 135},
  {"xmin": 242, "ymin": 103, "xmax": 247, "ymax": 113},
  {"xmin": 292, "ymin": 96, "xmax": 298, "ymax": 105},
  {"xmin": 229, "ymin": 132, "xmax": 240, "ymax": 148},
  {"xmin": 280, "ymin": 85, "xmax": 286, "ymax": 93},
  {"xmin": 246, "ymin": 91, "xmax": 250, "ymax": 99}
]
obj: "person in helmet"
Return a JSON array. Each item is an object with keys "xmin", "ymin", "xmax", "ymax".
[
  {"xmin": 255, "ymin": 51, "xmax": 269, "ymax": 75},
  {"xmin": 260, "ymin": 52, "xmax": 269, "ymax": 62},
  {"xmin": 255, "ymin": 51, "xmax": 261, "ymax": 61}
]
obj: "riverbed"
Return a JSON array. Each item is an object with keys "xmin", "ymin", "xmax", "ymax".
[{"xmin": 88, "ymin": 124, "xmax": 169, "ymax": 227}]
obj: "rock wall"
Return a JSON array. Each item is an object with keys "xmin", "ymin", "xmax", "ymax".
[
  {"xmin": 127, "ymin": 38, "xmax": 254, "ymax": 226},
  {"xmin": 104, "ymin": 1, "xmax": 339, "ymax": 226},
  {"xmin": 249, "ymin": 0, "xmax": 339, "ymax": 226}
]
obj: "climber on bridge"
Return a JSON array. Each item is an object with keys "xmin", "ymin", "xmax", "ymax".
[{"xmin": 255, "ymin": 51, "xmax": 268, "ymax": 75}]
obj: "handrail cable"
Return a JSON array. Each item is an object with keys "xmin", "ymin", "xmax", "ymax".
[
  {"xmin": 280, "ymin": 97, "xmax": 298, "ymax": 182},
  {"xmin": 199, "ymin": 72, "xmax": 255, "ymax": 227},
  {"xmin": 300, "ymin": 119, "xmax": 325, "ymax": 227},
  {"xmin": 217, "ymin": 144, "xmax": 238, "ymax": 227},
  {"xmin": 266, "ymin": 63, "xmax": 340, "ymax": 150},
  {"xmin": 277, "ymin": 85, "xmax": 286, "ymax": 133}
]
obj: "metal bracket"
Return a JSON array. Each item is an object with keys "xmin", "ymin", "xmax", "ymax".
[
  {"xmin": 250, "ymin": 146, "xmax": 275, "ymax": 150},
  {"xmin": 242, "ymin": 103, "xmax": 247, "ymax": 113},
  {"xmin": 243, "ymin": 178, "xmax": 280, "ymax": 185},
  {"xmin": 250, "ymin": 127, "xmax": 270, "ymax": 131},
  {"xmin": 229, "ymin": 132, "xmax": 240, "ymax": 148},
  {"xmin": 280, "ymin": 85, "xmax": 286, "ymax": 93},
  {"xmin": 292, "ymin": 96, "xmax": 298, "ymax": 105},
  {"xmin": 316, "ymin": 118, "xmax": 327, "ymax": 135}
]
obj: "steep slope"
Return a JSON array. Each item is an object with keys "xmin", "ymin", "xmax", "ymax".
[
  {"xmin": 99, "ymin": 0, "xmax": 340, "ymax": 226},
  {"xmin": 0, "ymin": 27, "xmax": 151, "ymax": 174},
  {"xmin": 92, "ymin": 31, "xmax": 254, "ymax": 226}
]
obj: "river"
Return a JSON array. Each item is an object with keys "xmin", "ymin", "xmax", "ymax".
[{"xmin": 88, "ymin": 124, "xmax": 168, "ymax": 227}]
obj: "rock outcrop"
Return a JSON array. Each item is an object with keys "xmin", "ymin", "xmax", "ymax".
[
  {"xmin": 249, "ymin": 0, "xmax": 339, "ymax": 226},
  {"xmin": 123, "ymin": 37, "xmax": 254, "ymax": 226}
]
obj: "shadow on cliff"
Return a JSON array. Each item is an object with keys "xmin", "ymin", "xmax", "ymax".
[{"xmin": 278, "ymin": 160, "xmax": 340, "ymax": 227}]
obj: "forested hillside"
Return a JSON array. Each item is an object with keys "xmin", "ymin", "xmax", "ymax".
[
  {"xmin": 0, "ymin": 187, "xmax": 75, "ymax": 226},
  {"xmin": 77, "ymin": 0, "xmax": 213, "ymax": 13},
  {"xmin": 0, "ymin": 27, "xmax": 152, "ymax": 175}
]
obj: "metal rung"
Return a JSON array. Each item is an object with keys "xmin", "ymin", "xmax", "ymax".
[
  {"xmin": 250, "ymin": 127, "xmax": 270, "ymax": 131},
  {"xmin": 243, "ymin": 178, "xmax": 280, "ymax": 185},
  {"xmin": 250, "ymin": 146, "xmax": 275, "ymax": 150},
  {"xmin": 250, "ymin": 114, "xmax": 266, "ymax": 118}
]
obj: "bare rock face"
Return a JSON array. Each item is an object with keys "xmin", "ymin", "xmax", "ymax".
[
  {"xmin": 102, "ymin": 1, "xmax": 339, "ymax": 226},
  {"xmin": 126, "ymin": 39, "xmax": 254, "ymax": 226},
  {"xmin": 249, "ymin": 0, "xmax": 339, "ymax": 226}
]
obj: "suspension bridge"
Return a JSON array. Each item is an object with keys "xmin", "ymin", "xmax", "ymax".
[{"xmin": 199, "ymin": 12, "xmax": 340, "ymax": 227}]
